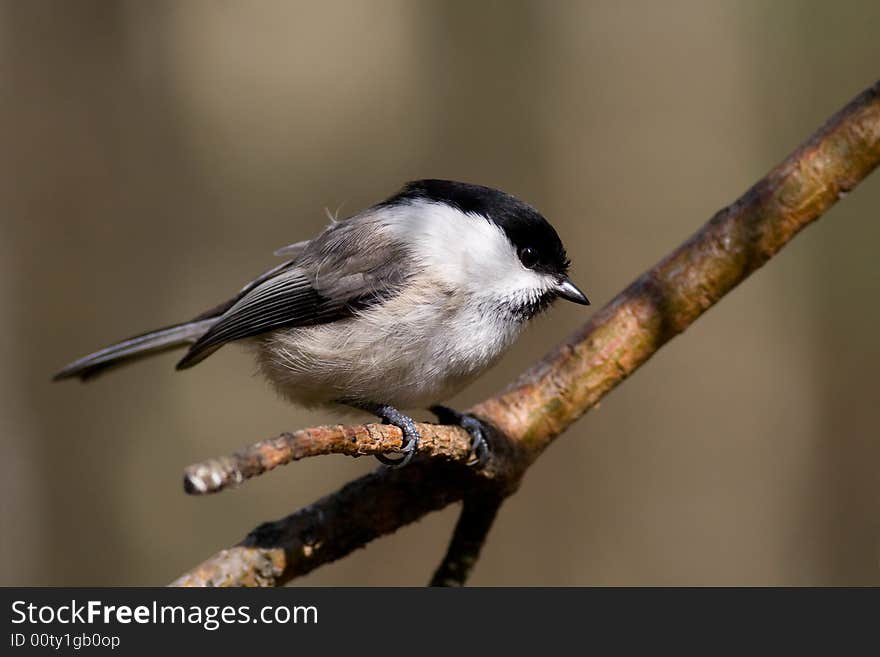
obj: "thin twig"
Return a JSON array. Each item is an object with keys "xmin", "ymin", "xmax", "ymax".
[
  {"xmin": 183, "ymin": 422, "xmax": 474, "ymax": 495},
  {"xmin": 430, "ymin": 493, "xmax": 505, "ymax": 587},
  {"xmin": 173, "ymin": 79, "xmax": 880, "ymax": 587}
]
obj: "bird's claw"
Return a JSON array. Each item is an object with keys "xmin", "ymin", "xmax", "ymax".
[
  {"xmin": 429, "ymin": 405, "xmax": 490, "ymax": 467},
  {"xmin": 372, "ymin": 405, "xmax": 420, "ymax": 468}
]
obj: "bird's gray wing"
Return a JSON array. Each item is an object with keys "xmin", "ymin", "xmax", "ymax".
[
  {"xmin": 177, "ymin": 214, "xmax": 409, "ymax": 368},
  {"xmin": 189, "ymin": 258, "xmax": 299, "ymax": 322}
]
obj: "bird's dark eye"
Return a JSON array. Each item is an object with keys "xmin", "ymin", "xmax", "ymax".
[{"xmin": 518, "ymin": 246, "xmax": 539, "ymax": 269}]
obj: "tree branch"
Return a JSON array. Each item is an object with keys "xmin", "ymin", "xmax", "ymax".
[
  {"xmin": 430, "ymin": 492, "xmax": 505, "ymax": 587},
  {"xmin": 183, "ymin": 422, "xmax": 474, "ymax": 495},
  {"xmin": 172, "ymin": 79, "xmax": 880, "ymax": 587}
]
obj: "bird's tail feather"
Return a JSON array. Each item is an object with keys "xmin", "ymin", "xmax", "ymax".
[{"xmin": 52, "ymin": 318, "xmax": 216, "ymax": 382}]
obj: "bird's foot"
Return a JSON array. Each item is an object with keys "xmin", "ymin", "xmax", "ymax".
[
  {"xmin": 360, "ymin": 403, "xmax": 420, "ymax": 468},
  {"xmin": 429, "ymin": 405, "xmax": 489, "ymax": 467}
]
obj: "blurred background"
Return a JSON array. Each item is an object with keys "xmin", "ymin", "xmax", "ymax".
[{"xmin": 2, "ymin": 0, "xmax": 879, "ymax": 586}]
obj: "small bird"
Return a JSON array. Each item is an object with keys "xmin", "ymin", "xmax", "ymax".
[{"xmin": 54, "ymin": 180, "xmax": 589, "ymax": 466}]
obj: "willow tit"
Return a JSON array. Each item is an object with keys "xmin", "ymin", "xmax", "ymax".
[{"xmin": 54, "ymin": 180, "xmax": 589, "ymax": 467}]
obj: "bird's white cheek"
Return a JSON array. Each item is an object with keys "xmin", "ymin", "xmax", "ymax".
[{"xmin": 469, "ymin": 264, "xmax": 555, "ymax": 305}]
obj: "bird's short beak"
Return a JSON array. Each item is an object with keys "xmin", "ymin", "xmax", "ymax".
[{"xmin": 556, "ymin": 279, "xmax": 590, "ymax": 305}]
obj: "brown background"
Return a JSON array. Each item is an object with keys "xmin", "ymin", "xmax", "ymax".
[{"xmin": 2, "ymin": 1, "xmax": 879, "ymax": 585}]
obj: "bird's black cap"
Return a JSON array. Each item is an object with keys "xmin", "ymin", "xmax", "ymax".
[{"xmin": 381, "ymin": 179, "xmax": 571, "ymax": 278}]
